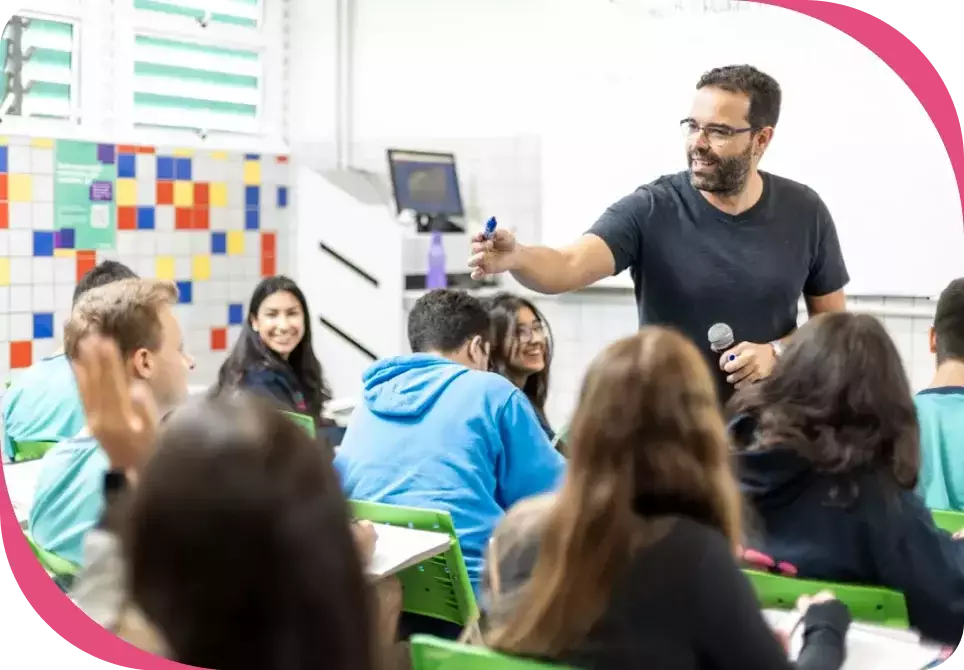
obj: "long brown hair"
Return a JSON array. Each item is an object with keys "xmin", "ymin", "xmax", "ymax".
[
  {"xmin": 727, "ymin": 312, "xmax": 920, "ymax": 489},
  {"xmin": 488, "ymin": 327, "xmax": 742, "ymax": 657}
]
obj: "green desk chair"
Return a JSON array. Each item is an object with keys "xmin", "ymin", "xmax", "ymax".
[
  {"xmin": 23, "ymin": 530, "xmax": 79, "ymax": 584},
  {"xmin": 932, "ymin": 509, "xmax": 964, "ymax": 534},
  {"xmin": 744, "ymin": 569, "xmax": 909, "ymax": 628},
  {"xmin": 350, "ymin": 500, "xmax": 477, "ymax": 627},
  {"xmin": 410, "ymin": 635, "xmax": 570, "ymax": 670},
  {"xmin": 281, "ymin": 410, "xmax": 316, "ymax": 438},
  {"xmin": 10, "ymin": 440, "xmax": 58, "ymax": 463}
]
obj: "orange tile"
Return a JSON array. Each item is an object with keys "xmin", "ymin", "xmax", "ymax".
[
  {"xmin": 118, "ymin": 206, "xmax": 137, "ymax": 230},
  {"xmin": 10, "ymin": 341, "xmax": 32, "ymax": 369},
  {"xmin": 193, "ymin": 208, "xmax": 210, "ymax": 230},
  {"xmin": 210, "ymin": 327, "xmax": 227, "ymax": 352},
  {"xmin": 76, "ymin": 250, "xmax": 97, "ymax": 281},
  {"xmin": 194, "ymin": 182, "xmax": 209, "ymax": 206},
  {"xmin": 261, "ymin": 232, "xmax": 276, "ymax": 254},
  {"xmin": 175, "ymin": 207, "xmax": 193, "ymax": 230},
  {"xmin": 261, "ymin": 254, "xmax": 276, "ymax": 277},
  {"xmin": 136, "ymin": 145, "xmax": 156, "ymax": 154},
  {"xmin": 117, "ymin": 144, "xmax": 139, "ymax": 154},
  {"xmin": 0, "ymin": 174, "xmax": 7, "ymax": 201},
  {"xmin": 157, "ymin": 181, "xmax": 174, "ymax": 205},
  {"xmin": 0, "ymin": 202, "xmax": 7, "ymax": 229}
]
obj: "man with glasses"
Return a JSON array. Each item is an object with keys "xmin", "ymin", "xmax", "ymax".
[{"xmin": 468, "ymin": 64, "xmax": 849, "ymax": 403}]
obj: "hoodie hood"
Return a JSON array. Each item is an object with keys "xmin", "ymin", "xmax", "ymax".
[
  {"xmin": 730, "ymin": 413, "xmax": 814, "ymax": 511},
  {"xmin": 362, "ymin": 353, "xmax": 470, "ymax": 419}
]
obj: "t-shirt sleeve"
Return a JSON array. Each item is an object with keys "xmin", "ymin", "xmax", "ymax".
[
  {"xmin": 803, "ymin": 195, "xmax": 850, "ymax": 297},
  {"xmin": 495, "ymin": 390, "xmax": 566, "ymax": 509},
  {"xmin": 587, "ymin": 188, "xmax": 653, "ymax": 276}
]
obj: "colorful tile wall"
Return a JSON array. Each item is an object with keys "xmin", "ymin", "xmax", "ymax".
[{"xmin": 0, "ymin": 136, "xmax": 290, "ymax": 384}]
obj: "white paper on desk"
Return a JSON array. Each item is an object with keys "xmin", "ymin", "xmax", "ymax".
[
  {"xmin": 367, "ymin": 523, "xmax": 451, "ymax": 578},
  {"xmin": 764, "ymin": 609, "xmax": 943, "ymax": 670},
  {"xmin": 3, "ymin": 460, "xmax": 45, "ymax": 524}
]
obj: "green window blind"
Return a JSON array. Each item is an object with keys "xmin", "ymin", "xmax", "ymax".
[
  {"xmin": 134, "ymin": 0, "xmax": 261, "ymax": 30},
  {"xmin": 1, "ymin": 16, "xmax": 76, "ymax": 119},
  {"xmin": 133, "ymin": 35, "xmax": 261, "ymax": 134}
]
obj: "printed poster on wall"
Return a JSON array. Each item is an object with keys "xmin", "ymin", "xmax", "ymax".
[{"xmin": 54, "ymin": 140, "xmax": 117, "ymax": 251}]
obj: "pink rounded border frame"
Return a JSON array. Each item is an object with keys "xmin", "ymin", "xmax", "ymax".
[{"xmin": 0, "ymin": 1, "xmax": 961, "ymax": 668}]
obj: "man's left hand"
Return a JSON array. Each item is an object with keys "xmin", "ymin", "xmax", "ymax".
[{"xmin": 719, "ymin": 342, "xmax": 777, "ymax": 389}]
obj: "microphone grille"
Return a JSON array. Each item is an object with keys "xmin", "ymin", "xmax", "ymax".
[{"xmin": 708, "ymin": 322, "xmax": 734, "ymax": 352}]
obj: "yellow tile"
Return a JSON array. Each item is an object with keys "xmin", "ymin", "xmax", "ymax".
[
  {"xmin": 210, "ymin": 151, "xmax": 228, "ymax": 161},
  {"xmin": 0, "ymin": 258, "xmax": 9, "ymax": 286},
  {"xmin": 192, "ymin": 254, "xmax": 211, "ymax": 281},
  {"xmin": 173, "ymin": 148, "xmax": 194, "ymax": 157},
  {"xmin": 243, "ymin": 161, "xmax": 261, "ymax": 185},
  {"xmin": 0, "ymin": 136, "xmax": 9, "ymax": 146},
  {"xmin": 30, "ymin": 138, "xmax": 54, "ymax": 149},
  {"xmin": 9, "ymin": 174, "xmax": 31, "ymax": 202},
  {"xmin": 227, "ymin": 231, "xmax": 245, "ymax": 256},
  {"xmin": 116, "ymin": 179, "xmax": 137, "ymax": 207},
  {"xmin": 155, "ymin": 256, "xmax": 176, "ymax": 280},
  {"xmin": 54, "ymin": 249, "xmax": 76, "ymax": 258},
  {"xmin": 209, "ymin": 182, "xmax": 228, "ymax": 207},
  {"xmin": 174, "ymin": 181, "xmax": 194, "ymax": 207}
]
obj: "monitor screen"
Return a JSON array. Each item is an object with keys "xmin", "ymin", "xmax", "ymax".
[{"xmin": 387, "ymin": 149, "xmax": 464, "ymax": 218}]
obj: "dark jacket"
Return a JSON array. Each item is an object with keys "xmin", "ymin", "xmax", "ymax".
[
  {"xmin": 240, "ymin": 366, "xmax": 345, "ymax": 447},
  {"xmin": 732, "ymin": 413, "xmax": 964, "ymax": 646}
]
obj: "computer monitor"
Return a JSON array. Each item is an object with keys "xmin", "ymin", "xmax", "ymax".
[{"xmin": 387, "ymin": 149, "xmax": 465, "ymax": 219}]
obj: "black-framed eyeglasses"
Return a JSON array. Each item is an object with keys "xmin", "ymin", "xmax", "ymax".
[{"xmin": 680, "ymin": 119, "xmax": 756, "ymax": 146}]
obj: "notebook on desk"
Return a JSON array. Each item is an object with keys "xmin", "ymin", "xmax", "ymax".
[
  {"xmin": 764, "ymin": 609, "xmax": 944, "ymax": 670},
  {"xmin": 367, "ymin": 522, "xmax": 451, "ymax": 578}
]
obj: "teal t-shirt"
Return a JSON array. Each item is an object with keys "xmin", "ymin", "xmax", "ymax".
[
  {"xmin": 2, "ymin": 354, "xmax": 85, "ymax": 461},
  {"xmin": 915, "ymin": 387, "xmax": 964, "ymax": 511},
  {"xmin": 28, "ymin": 435, "xmax": 109, "ymax": 567}
]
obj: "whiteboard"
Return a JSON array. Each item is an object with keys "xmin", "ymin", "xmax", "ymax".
[{"xmin": 540, "ymin": 5, "xmax": 961, "ymax": 297}]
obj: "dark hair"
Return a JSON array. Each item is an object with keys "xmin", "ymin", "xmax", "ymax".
[
  {"xmin": 214, "ymin": 276, "xmax": 331, "ymax": 419},
  {"xmin": 934, "ymin": 278, "xmax": 964, "ymax": 364},
  {"xmin": 124, "ymin": 396, "xmax": 375, "ymax": 670},
  {"xmin": 73, "ymin": 260, "xmax": 137, "ymax": 306},
  {"xmin": 728, "ymin": 312, "xmax": 920, "ymax": 489},
  {"xmin": 697, "ymin": 64, "xmax": 782, "ymax": 129},
  {"xmin": 485, "ymin": 292, "xmax": 552, "ymax": 421},
  {"xmin": 408, "ymin": 289, "xmax": 490, "ymax": 353}
]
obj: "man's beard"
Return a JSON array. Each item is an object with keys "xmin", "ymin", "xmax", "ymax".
[{"xmin": 688, "ymin": 143, "xmax": 753, "ymax": 196}]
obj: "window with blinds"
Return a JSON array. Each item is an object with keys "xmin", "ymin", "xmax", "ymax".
[
  {"xmin": 132, "ymin": 35, "xmax": 261, "ymax": 134},
  {"xmin": 0, "ymin": 15, "xmax": 77, "ymax": 120},
  {"xmin": 134, "ymin": 0, "xmax": 261, "ymax": 31}
]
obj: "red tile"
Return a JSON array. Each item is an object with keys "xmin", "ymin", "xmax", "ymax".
[
  {"xmin": 193, "ymin": 208, "xmax": 210, "ymax": 230},
  {"xmin": 194, "ymin": 182, "xmax": 209, "ymax": 206},
  {"xmin": 261, "ymin": 254, "xmax": 276, "ymax": 277},
  {"xmin": 136, "ymin": 146, "xmax": 156, "ymax": 155},
  {"xmin": 118, "ymin": 206, "xmax": 137, "ymax": 230},
  {"xmin": 117, "ymin": 145, "xmax": 139, "ymax": 155},
  {"xmin": 261, "ymin": 232, "xmax": 276, "ymax": 254},
  {"xmin": 210, "ymin": 327, "xmax": 227, "ymax": 352},
  {"xmin": 76, "ymin": 250, "xmax": 97, "ymax": 282},
  {"xmin": 0, "ymin": 202, "xmax": 7, "ymax": 229},
  {"xmin": 10, "ymin": 341, "xmax": 32, "ymax": 369},
  {"xmin": 0, "ymin": 174, "xmax": 7, "ymax": 201},
  {"xmin": 276, "ymin": 156, "xmax": 289, "ymax": 164},
  {"xmin": 175, "ymin": 207, "xmax": 193, "ymax": 230},
  {"xmin": 157, "ymin": 181, "xmax": 174, "ymax": 205}
]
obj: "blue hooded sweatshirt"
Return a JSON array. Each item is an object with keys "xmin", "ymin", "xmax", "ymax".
[
  {"xmin": 334, "ymin": 354, "xmax": 566, "ymax": 592},
  {"xmin": 731, "ymin": 413, "xmax": 964, "ymax": 646}
]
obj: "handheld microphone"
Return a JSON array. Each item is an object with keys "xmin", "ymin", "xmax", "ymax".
[{"xmin": 708, "ymin": 323, "xmax": 735, "ymax": 354}]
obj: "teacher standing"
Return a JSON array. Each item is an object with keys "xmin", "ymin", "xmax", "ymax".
[{"xmin": 468, "ymin": 65, "xmax": 849, "ymax": 403}]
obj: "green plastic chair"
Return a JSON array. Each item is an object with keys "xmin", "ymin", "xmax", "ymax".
[
  {"xmin": 350, "ymin": 500, "xmax": 477, "ymax": 627},
  {"xmin": 410, "ymin": 635, "xmax": 570, "ymax": 670},
  {"xmin": 10, "ymin": 440, "xmax": 58, "ymax": 463},
  {"xmin": 744, "ymin": 569, "xmax": 909, "ymax": 628},
  {"xmin": 23, "ymin": 531, "xmax": 79, "ymax": 579},
  {"xmin": 932, "ymin": 509, "xmax": 964, "ymax": 534},
  {"xmin": 281, "ymin": 411, "xmax": 316, "ymax": 438}
]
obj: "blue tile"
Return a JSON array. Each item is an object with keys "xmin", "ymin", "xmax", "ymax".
[
  {"xmin": 137, "ymin": 206, "xmax": 155, "ymax": 230},
  {"xmin": 228, "ymin": 303, "xmax": 244, "ymax": 325},
  {"xmin": 0, "ymin": 146, "xmax": 7, "ymax": 173},
  {"xmin": 245, "ymin": 185, "xmax": 260, "ymax": 207},
  {"xmin": 157, "ymin": 156, "xmax": 175, "ymax": 180},
  {"xmin": 244, "ymin": 153, "xmax": 260, "ymax": 161},
  {"xmin": 245, "ymin": 209, "xmax": 260, "ymax": 230},
  {"xmin": 277, "ymin": 186, "xmax": 288, "ymax": 208},
  {"xmin": 211, "ymin": 232, "xmax": 227, "ymax": 255},
  {"xmin": 33, "ymin": 313, "xmax": 55, "ymax": 339},
  {"xmin": 55, "ymin": 228, "xmax": 75, "ymax": 249},
  {"xmin": 176, "ymin": 281, "xmax": 193, "ymax": 304},
  {"xmin": 175, "ymin": 157, "xmax": 192, "ymax": 180},
  {"xmin": 97, "ymin": 144, "xmax": 115, "ymax": 165},
  {"xmin": 117, "ymin": 153, "xmax": 137, "ymax": 179},
  {"xmin": 33, "ymin": 231, "xmax": 55, "ymax": 257}
]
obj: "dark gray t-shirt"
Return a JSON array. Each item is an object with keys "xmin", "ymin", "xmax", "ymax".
[{"xmin": 589, "ymin": 170, "xmax": 849, "ymax": 403}]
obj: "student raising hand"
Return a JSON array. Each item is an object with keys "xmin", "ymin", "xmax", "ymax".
[{"xmin": 71, "ymin": 334, "xmax": 160, "ymax": 474}]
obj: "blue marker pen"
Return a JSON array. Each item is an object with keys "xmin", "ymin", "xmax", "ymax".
[{"xmin": 483, "ymin": 216, "xmax": 498, "ymax": 240}]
